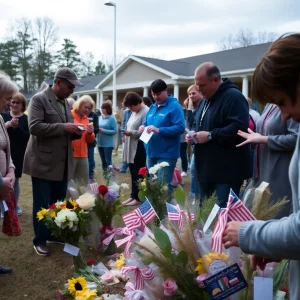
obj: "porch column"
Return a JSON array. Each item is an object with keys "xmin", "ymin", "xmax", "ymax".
[
  {"xmin": 98, "ymin": 91, "xmax": 104, "ymax": 110},
  {"xmin": 242, "ymin": 76, "xmax": 249, "ymax": 98},
  {"xmin": 96, "ymin": 92, "xmax": 100, "ymax": 109},
  {"xmin": 143, "ymin": 87, "xmax": 149, "ymax": 97},
  {"xmin": 173, "ymin": 84, "xmax": 179, "ymax": 100}
]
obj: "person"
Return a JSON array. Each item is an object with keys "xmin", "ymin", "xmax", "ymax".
[
  {"xmin": 187, "ymin": 62, "xmax": 251, "ymax": 207},
  {"xmin": 142, "ymin": 96, "xmax": 153, "ymax": 107},
  {"xmin": 87, "ymin": 104, "xmax": 99, "ymax": 182},
  {"xmin": 23, "ymin": 67, "xmax": 83, "ymax": 256},
  {"xmin": 237, "ymin": 103, "xmax": 298, "ymax": 218},
  {"xmin": 247, "ymin": 97, "xmax": 260, "ymax": 125},
  {"xmin": 67, "ymin": 97, "xmax": 76, "ymax": 109},
  {"xmin": 183, "ymin": 84, "xmax": 203, "ymax": 203},
  {"xmin": 121, "ymin": 92, "xmax": 149, "ymax": 206},
  {"xmin": 120, "ymin": 105, "xmax": 132, "ymax": 173},
  {"xmin": 179, "ymin": 103, "xmax": 188, "ymax": 178},
  {"xmin": 97, "ymin": 101, "xmax": 118, "ymax": 172},
  {"xmin": 0, "ymin": 73, "xmax": 22, "ymax": 274},
  {"xmin": 222, "ymin": 33, "xmax": 300, "ymax": 300},
  {"xmin": 2, "ymin": 93, "xmax": 29, "ymax": 215},
  {"xmin": 139, "ymin": 79, "xmax": 185, "ymax": 196},
  {"xmin": 71, "ymin": 95, "xmax": 95, "ymax": 185}
]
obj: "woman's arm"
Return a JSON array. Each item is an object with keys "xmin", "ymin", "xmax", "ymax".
[{"xmin": 101, "ymin": 116, "xmax": 118, "ymax": 135}]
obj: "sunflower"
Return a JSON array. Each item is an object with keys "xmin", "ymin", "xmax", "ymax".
[
  {"xmin": 37, "ymin": 208, "xmax": 48, "ymax": 221},
  {"xmin": 66, "ymin": 199, "xmax": 79, "ymax": 210},
  {"xmin": 75, "ymin": 288, "xmax": 97, "ymax": 300},
  {"xmin": 115, "ymin": 253, "xmax": 125, "ymax": 269},
  {"xmin": 68, "ymin": 277, "xmax": 87, "ymax": 295},
  {"xmin": 195, "ymin": 258, "xmax": 206, "ymax": 275},
  {"xmin": 49, "ymin": 210, "xmax": 56, "ymax": 218}
]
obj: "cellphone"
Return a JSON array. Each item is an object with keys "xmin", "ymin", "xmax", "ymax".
[
  {"xmin": 121, "ymin": 129, "xmax": 125, "ymax": 133},
  {"xmin": 77, "ymin": 125, "xmax": 85, "ymax": 131}
]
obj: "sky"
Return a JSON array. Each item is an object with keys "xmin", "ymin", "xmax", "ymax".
[{"xmin": 0, "ymin": 0, "xmax": 299, "ymax": 63}]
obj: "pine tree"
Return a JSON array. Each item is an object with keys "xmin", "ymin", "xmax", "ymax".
[{"xmin": 94, "ymin": 60, "xmax": 107, "ymax": 75}]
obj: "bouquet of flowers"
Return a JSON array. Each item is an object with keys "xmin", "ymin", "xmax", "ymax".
[{"xmin": 37, "ymin": 195, "xmax": 95, "ymax": 271}]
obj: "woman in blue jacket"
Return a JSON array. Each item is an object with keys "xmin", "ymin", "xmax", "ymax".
[
  {"xmin": 139, "ymin": 79, "xmax": 185, "ymax": 195},
  {"xmin": 97, "ymin": 102, "xmax": 118, "ymax": 171}
]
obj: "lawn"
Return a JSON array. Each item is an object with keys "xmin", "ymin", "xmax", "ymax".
[{"xmin": 0, "ymin": 151, "xmax": 189, "ymax": 300}]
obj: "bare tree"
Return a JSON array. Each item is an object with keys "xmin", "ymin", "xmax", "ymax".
[
  {"xmin": 218, "ymin": 34, "xmax": 236, "ymax": 50},
  {"xmin": 80, "ymin": 51, "xmax": 95, "ymax": 77},
  {"xmin": 235, "ymin": 28, "xmax": 256, "ymax": 47},
  {"xmin": 257, "ymin": 31, "xmax": 277, "ymax": 44}
]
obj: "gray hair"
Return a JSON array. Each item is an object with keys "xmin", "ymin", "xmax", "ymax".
[
  {"xmin": 73, "ymin": 95, "xmax": 95, "ymax": 111},
  {"xmin": 0, "ymin": 73, "xmax": 18, "ymax": 99}
]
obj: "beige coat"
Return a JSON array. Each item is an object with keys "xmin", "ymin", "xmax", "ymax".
[{"xmin": 23, "ymin": 87, "xmax": 74, "ymax": 181}]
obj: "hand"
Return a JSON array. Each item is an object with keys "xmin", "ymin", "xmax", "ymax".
[
  {"xmin": 237, "ymin": 128, "xmax": 268, "ymax": 147},
  {"xmin": 186, "ymin": 131, "xmax": 195, "ymax": 144},
  {"xmin": 64, "ymin": 123, "xmax": 83, "ymax": 135},
  {"xmin": 183, "ymin": 98, "xmax": 189, "ymax": 108},
  {"xmin": 123, "ymin": 130, "xmax": 132, "ymax": 136},
  {"xmin": 10, "ymin": 118, "xmax": 19, "ymax": 128},
  {"xmin": 0, "ymin": 177, "xmax": 13, "ymax": 197},
  {"xmin": 86, "ymin": 125, "xmax": 94, "ymax": 134},
  {"xmin": 194, "ymin": 131, "xmax": 209, "ymax": 144},
  {"xmin": 5, "ymin": 170, "xmax": 15, "ymax": 188},
  {"xmin": 99, "ymin": 128, "xmax": 104, "ymax": 133},
  {"xmin": 222, "ymin": 221, "xmax": 243, "ymax": 248},
  {"xmin": 5, "ymin": 121, "xmax": 12, "ymax": 128},
  {"xmin": 138, "ymin": 125, "xmax": 145, "ymax": 133},
  {"xmin": 250, "ymin": 256, "xmax": 280, "ymax": 271},
  {"xmin": 147, "ymin": 126, "xmax": 159, "ymax": 134}
]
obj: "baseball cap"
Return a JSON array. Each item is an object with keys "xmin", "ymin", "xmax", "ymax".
[
  {"xmin": 150, "ymin": 79, "xmax": 167, "ymax": 93},
  {"xmin": 54, "ymin": 67, "xmax": 83, "ymax": 86}
]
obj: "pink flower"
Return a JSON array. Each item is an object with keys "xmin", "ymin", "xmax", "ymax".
[
  {"xmin": 163, "ymin": 279, "xmax": 178, "ymax": 296},
  {"xmin": 103, "ymin": 272, "xmax": 114, "ymax": 283},
  {"xmin": 196, "ymin": 273, "xmax": 209, "ymax": 288}
]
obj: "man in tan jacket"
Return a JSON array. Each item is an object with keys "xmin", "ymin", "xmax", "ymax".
[{"xmin": 23, "ymin": 67, "xmax": 83, "ymax": 256}]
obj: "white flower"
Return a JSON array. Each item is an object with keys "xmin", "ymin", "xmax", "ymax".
[
  {"xmin": 162, "ymin": 185, "xmax": 168, "ymax": 191},
  {"xmin": 109, "ymin": 182, "xmax": 120, "ymax": 193},
  {"xmin": 149, "ymin": 165, "xmax": 159, "ymax": 175},
  {"xmin": 158, "ymin": 162, "xmax": 170, "ymax": 168},
  {"xmin": 120, "ymin": 183, "xmax": 130, "ymax": 190},
  {"xmin": 54, "ymin": 209, "xmax": 78, "ymax": 229},
  {"xmin": 76, "ymin": 193, "xmax": 95, "ymax": 210},
  {"xmin": 153, "ymin": 175, "xmax": 158, "ymax": 180}
]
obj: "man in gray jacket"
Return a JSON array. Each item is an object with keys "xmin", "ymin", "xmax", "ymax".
[{"xmin": 23, "ymin": 67, "xmax": 83, "ymax": 256}]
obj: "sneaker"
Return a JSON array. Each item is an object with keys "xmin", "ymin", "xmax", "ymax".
[
  {"xmin": 33, "ymin": 245, "xmax": 50, "ymax": 256},
  {"xmin": 181, "ymin": 172, "xmax": 187, "ymax": 177},
  {"xmin": 47, "ymin": 238, "xmax": 65, "ymax": 245},
  {"xmin": 16, "ymin": 206, "xmax": 22, "ymax": 216}
]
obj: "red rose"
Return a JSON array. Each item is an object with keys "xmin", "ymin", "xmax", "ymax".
[
  {"xmin": 98, "ymin": 185, "xmax": 108, "ymax": 196},
  {"xmin": 138, "ymin": 167, "xmax": 147, "ymax": 176},
  {"xmin": 87, "ymin": 259, "xmax": 96, "ymax": 266},
  {"xmin": 49, "ymin": 203, "xmax": 56, "ymax": 209}
]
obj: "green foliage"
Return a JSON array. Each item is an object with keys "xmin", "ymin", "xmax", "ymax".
[
  {"xmin": 199, "ymin": 193, "xmax": 218, "ymax": 225},
  {"xmin": 273, "ymin": 260, "xmax": 289, "ymax": 293},
  {"xmin": 174, "ymin": 185, "xmax": 186, "ymax": 206},
  {"xmin": 154, "ymin": 227, "xmax": 172, "ymax": 257},
  {"xmin": 94, "ymin": 60, "xmax": 107, "ymax": 75}
]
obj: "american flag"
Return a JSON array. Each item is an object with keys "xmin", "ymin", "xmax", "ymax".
[
  {"xmin": 166, "ymin": 203, "xmax": 195, "ymax": 229},
  {"xmin": 89, "ymin": 183, "xmax": 99, "ymax": 195},
  {"xmin": 211, "ymin": 189, "xmax": 256, "ymax": 253},
  {"xmin": 122, "ymin": 199, "xmax": 156, "ymax": 231}
]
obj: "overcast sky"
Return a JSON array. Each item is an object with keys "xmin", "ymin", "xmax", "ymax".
[{"xmin": 0, "ymin": 0, "xmax": 299, "ymax": 63}]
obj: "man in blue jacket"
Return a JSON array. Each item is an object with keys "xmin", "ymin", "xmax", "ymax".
[
  {"xmin": 187, "ymin": 62, "xmax": 251, "ymax": 207},
  {"xmin": 139, "ymin": 79, "xmax": 185, "ymax": 196}
]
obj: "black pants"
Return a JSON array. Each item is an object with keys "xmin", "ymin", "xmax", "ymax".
[
  {"xmin": 180, "ymin": 142, "xmax": 188, "ymax": 172},
  {"xmin": 128, "ymin": 141, "xmax": 146, "ymax": 200}
]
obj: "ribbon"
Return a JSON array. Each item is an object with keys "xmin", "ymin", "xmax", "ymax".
[
  {"xmin": 115, "ymin": 227, "xmax": 136, "ymax": 258},
  {"xmin": 124, "ymin": 286, "xmax": 149, "ymax": 300},
  {"xmin": 211, "ymin": 190, "xmax": 256, "ymax": 253},
  {"xmin": 122, "ymin": 266, "xmax": 154, "ymax": 290},
  {"xmin": 103, "ymin": 227, "xmax": 124, "ymax": 245},
  {"xmin": 89, "ymin": 182, "xmax": 99, "ymax": 195},
  {"xmin": 175, "ymin": 204, "xmax": 195, "ymax": 229}
]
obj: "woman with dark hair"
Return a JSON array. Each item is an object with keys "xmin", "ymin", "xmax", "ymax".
[
  {"xmin": 97, "ymin": 101, "xmax": 117, "ymax": 171},
  {"xmin": 142, "ymin": 96, "xmax": 153, "ymax": 107},
  {"xmin": 222, "ymin": 33, "xmax": 300, "ymax": 300},
  {"xmin": 122, "ymin": 92, "xmax": 149, "ymax": 206},
  {"xmin": 3, "ymin": 92, "xmax": 29, "ymax": 216}
]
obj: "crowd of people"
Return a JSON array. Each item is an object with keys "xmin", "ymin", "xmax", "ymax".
[{"xmin": 0, "ymin": 33, "xmax": 300, "ymax": 299}]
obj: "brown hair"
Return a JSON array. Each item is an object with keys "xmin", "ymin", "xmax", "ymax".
[
  {"xmin": 101, "ymin": 101, "xmax": 113, "ymax": 115},
  {"xmin": 252, "ymin": 33, "xmax": 300, "ymax": 105},
  {"xmin": 123, "ymin": 92, "xmax": 143, "ymax": 107},
  {"xmin": 13, "ymin": 92, "xmax": 26, "ymax": 112}
]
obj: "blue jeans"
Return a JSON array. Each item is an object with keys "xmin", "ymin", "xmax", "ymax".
[
  {"xmin": 121, "ymin": 161, "xmax": 129, "ymax": 172},
  {"xmin": 147, "ymin": 157, "xmax": 177, "ymax": 197},
  {"xmin": 190, "ymin": 154, "xmax": 200, "ymax": 197},
  {"xmin": 32, "ymin": 175, "xmax": 67, "ymax": 246},
  {"xmin": 98, "ymin": 147, "xmax": 113, "ymax": 170},
  {"xmin": 199, "ymin": 182, "xmax": 242, "ymax": 208},
  {"xmin": 88, "ymin": 147, "xmax": 95, "ymax": 179}
]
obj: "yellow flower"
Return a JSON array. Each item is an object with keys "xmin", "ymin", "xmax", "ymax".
[
  {"xmin": 49, "ymin": 211, "xmax": 56, "ymax": 218},
  {"xmin": 37, "ymin": 208, "xmax": 48, "ymax": 221},
  {"xmin": 68, "ymin": 277, "xmax": 87, "ymax": 295},
  {"xmin": 66, "ymin": 199, "xmax": 79, "ymax": 210},
  {"xmin": 195, "ymin": 258, "xmax": 207, "ymax": 275},
  {"xmin": 75, "ymin": 288, "xmax": 97, "ymax": 300},
  {"xmin": 115, "ymin": 253, "xmax": 125, "ymax": 269}
]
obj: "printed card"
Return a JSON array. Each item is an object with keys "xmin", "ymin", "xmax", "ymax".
[
  {"xmin": 64, "ymin": 243, "xmax": 80, "ymax": 256},
  {"xmin": 254, "ymin": 277, "xmax": 273, "ymax": 300}
]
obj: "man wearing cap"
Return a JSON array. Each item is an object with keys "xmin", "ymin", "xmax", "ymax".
[
  {"xmin": 139, "ymin": 79, "xmax": 185, "ymax": 197},
  {"xmin": 23, "ymin": 67, "xmax": 83, "ymax": 256}
]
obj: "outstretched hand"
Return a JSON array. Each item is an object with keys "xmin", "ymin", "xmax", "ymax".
[{"xmin": 236, "ymin": 128, "xmax": 268, "ymax": 147}]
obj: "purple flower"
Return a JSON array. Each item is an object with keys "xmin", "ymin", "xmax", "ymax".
[{"xmin": 104, "ymin": 189, "xmax": 118, "ymax": 203}]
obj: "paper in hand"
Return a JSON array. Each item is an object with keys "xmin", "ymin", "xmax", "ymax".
[
  {"xmin": 139, "ymin": 127, "xmax": 154, "ymax": 144},
  {"xmin": 185, "ymin": 128, "xmax": 198, "ymax": 144}
]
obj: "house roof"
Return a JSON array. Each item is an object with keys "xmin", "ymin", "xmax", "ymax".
[
  {"xmin": 135, "ymin": 43, "xmax": 271, "ymax": 77},
  {"xmin": 74, "ymin": 74, "xmax": 107, "ymax": 93}
]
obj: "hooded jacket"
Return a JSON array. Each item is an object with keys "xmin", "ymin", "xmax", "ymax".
[
  {"xmin": 193, "ymin": 78, "xmax": 251, "ymax": 183},
  {"xmin": 143, "ymin": 94, "xmax": 185, "ymax": 159}
]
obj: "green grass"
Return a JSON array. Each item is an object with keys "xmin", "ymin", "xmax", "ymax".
[{"xmin": 0, "ymin": 152, "xmax": 190, "ymax": 299}]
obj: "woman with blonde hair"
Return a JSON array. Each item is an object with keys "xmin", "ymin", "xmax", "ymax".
[
  {"xmin": 0, "ymin": 73, "xmax": 22, "ymax": 274},
  {"xmin": 3, "ymin": 92, "xmax": 29, "ymax": 215},
  {"xmin": 71, "ymin": 95, "xmax": 95, "ymax": 185}
]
